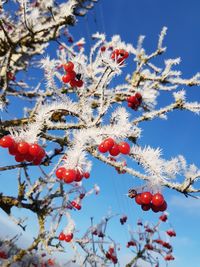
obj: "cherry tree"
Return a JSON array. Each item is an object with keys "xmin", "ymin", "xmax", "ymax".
[{"xmin": 0, "ymin": 0, "xmax": 200, "ymax": 266}]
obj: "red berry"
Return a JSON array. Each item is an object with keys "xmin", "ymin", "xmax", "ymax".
[
  {"xmin": 56, "ymin": 167, "xmax": 66, "ymax": 179},
  {"xmin": 166, "ymin": 230, "xmax": 176, "ymax": 237},
  {"xmin": 32, "ymin": 158, "xmax": 42, "ymax": 165},
  {"xmin": 128, "ymin": 102, "xmax": 133, "ymax": 107},
  {"xmin": 29, "ymin": 144, "xmax": 41, "ymax": 157},
  {"xmin": 159, "ymin": 201, "xmax": 167, "ymax": 212},
  {"xmin": 140, "ymin": 192, "xmax": 152, "ymax": 205},
  {"xmin": 127, "ymin": 96, "xmax": 136, "ymax": 103},
  {"xmin": 152, "ymin": 193, "xmax": 165, "ymax": 207},
  {"xmin": 62, "ymin": 75, "xmax": 70, "ymax": 83},
  {"xmin": 63, "ymin": 72, "xmax": 76, "ymax": 83},
  {"xmin": 65, "ymin": 233, "xmax": 73, "ymax": 242},
  {"xmin": 75, "ymin": 203, "xmax": 82, "ymax": 210},
  {"xmin": 122, "ymin": 50, "xmax": 129, "ymax": 59},
  {"xmin": 75, "ymin": 170, "xmax": 83, "ymax": 182},
  {"xmin": 159, "ymin": 213, "xmax": 168, "ymax": 222},
  {"xmin": 79, "ymin": 193, "xmax": 85, "ymax": 199},
  {"xmin": 135, "ymin": 194, "xmax": 142, "ymax": 205},
  {"xmin": 17, "ymin": 142, "xmax": 30, "ymax": 154},
  {"xmin": 68, "ymin": 71, "xmax": 76, "ymax": 80},
  {"xmin": 109, "ymin": 143, "xmax": 120, "ymax": 156},
  {"xmin": 135, "ymin": 93, "xmax": 142, "ymax": 103},
  {"xmin": 24, "ymin": 153, "xmax": 35, "ymax": 162},
  {"xmin": 145, "ymin": 244, "xmax": 153, "ymax": 250},
  {"xmin": 100, "ymin": 46, "xmax": 106, "ymax": 52},
  {"xmin": 117, "ymin": 57, "xmax": 124, "ymax": 64},
  {"xmin": 141, "ymin": 204, "xmax": 151, "ymax": 211},
  {"xmin": 37, "ymin": 147, "xmax": 45, "ymax": 159},
  {"xmin": 71, "ymin": 201, "xmax": 77, "ymax": 208},
  {"xmin": 0, "ymin": 251, "xmax": 7, "ymax": 259},
  {"xmin": 15, "ymin": 153, "xmax": 26, "ymax": 162},
  {"xmin": 111, "ymin": 49, "xmax": 119, "ymax": 59},
  {"xmin": 165, "ymin": 254, "xmax": 175, "ymax": 261},
  {"xmin": 151, "ymin": 204, "xmax": 160, "ymax": 213},
  {"xmin": 104, "ymin": 138, "xmax": 115, "ymax": 151},
  {"xmin": 84, "ymin": 172, "xmax": 90, "ymax": 179},
  {"xmin": 58, "ymin": 232, "xmax": 65, "ymax": 241},
  {"xmin": 98, "ymin": 142, "xmax": 108, "ymax": 153},
  {"xmin": 69, "ymin": 79, "xmax": 77, "ymax": 87},
  {"xmin": 0, "ymin": 136, "xmax": 14, "ymax": 148},
  {"xmin": 118, "ymin": 142, "xmax": 130, "ymax": 155},
  {"xmin": 109, "ymin": 247, "xmax": 114, "ymax": 254},
  {"xmin": 63, "ymin": 169, "xmax": 76, "ymax": 183},
  {"xmin": 8, "ymin": 142, "xmax": 18, "ymax": 155},
  {"xmin": 76, "ymin": 80, "xmax": 83, "ymax": 87},
  {"xmin": 64, "ymin": 61, "xmax": 74, "ymax": 72}
]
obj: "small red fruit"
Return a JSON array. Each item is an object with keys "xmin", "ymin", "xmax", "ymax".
[
  {"xmin": 159, "ymin": 201, "xmax": 167, "ymax": 212},
  {"xmin": 152, "ymin": 193, "xmax": 165, "ymax": 207},
  {"xmin": 166, "ymin": 229, "xmax": 176, "ymax": 237},
  {"xmin": 151, "ymin": 204, "xmax": 160, "ymax": 213},
  {"xmin": 84, "ymin": 172, "xmax": 90, "ymax": 179},
  {"xmin": 17, "ymin": 142, "xmax": 30, "ymax": 154},
  {"xmin": 140, "ymin": 191, "xmax": 152, "ymax": 205},
  {"xmin": 37, "ymin": 147, "xmax": 46, "ymax": 159},
  {"xmin": 64, "ymin": 61, "xmax": 74, "ymax": 72},
  {"xmin": 24, "ymin": 153, "xmax": 35, "ymax": 162},
  {"xmin": 159, "ymin": 213, "xmax": 168, "ymax": 222},
  {"xmin": 104, "ymin": 138, "xmax": 115, "ymax": 151},
  {"xmin": 15, "ymin": 153, "xmax": 26, "ymax": 162},
  {"xmin": 58, "ymin": 232, "xmax": 65, "ymax": 241},
  {"xmin": 98, "ymin": 142, "xmax": 108, "ymax": 153},
  {"xmin": 0, "ymin": 136, "xmax": 14, "ymax": 148},
  {"xmin": 100, "ymin": 46, "xmax": 106, "ymax": 52},
  {"xmin": 62, "ymin": 75, "xmax": 70, "ymax": 83},
  {"xmin": 65, "ymin": 233, "xmax": 73, "ymax": 242},
  {"xmin": 75, "ymin": 170, "xmax": 83, "ymax": 182},
  {"xmin": 141, "ymin": 204, "xmax": 151, "ymax": 211},
  {"xmin": 63, "ymin": 169, "xmax": 76, "ymax": 183},
  {"xmin": 118, "ymin": 142, "xmax": 130, "ymax": 155},
  {"xmin": 0, "ymin": 251, "xmax": 7, "ymax": 259},
  {"xmin": 29, "ymin": 144, "xmax": 41, "ymax": 157},
  {"xmin": 69, "ymin": 79, "xmax": 78, "ymax": 87},
  {"xmin": 56, "ymin": 167, "xmax": 66, "ymax": 179},
  {"xmin": 8, "ymin": 142, "xmax": 18, "ymax": 155},
  {"xmin": 76, "ymin": 80, "xmax": 83, "ymax": 87},
  {"xmin": 109, "ymin": 143, "xmax": 120, "ymax": 156},
  {"xmin": 32, "ymin": 158, "xmax": 42, "ymax": 165},
  {"xmin": 135, "ymin": 193, "xmax": 142, "ymax": 205}
]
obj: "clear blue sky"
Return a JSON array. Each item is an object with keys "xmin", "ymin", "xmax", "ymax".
[{"xmin": 1, "ymin": 0, "xmax": 200, "ymax": 266}]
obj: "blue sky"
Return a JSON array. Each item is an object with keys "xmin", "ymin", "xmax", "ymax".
[{"xmin": 1, "ymin": 0, "xmax": 200, "ymax": 266}]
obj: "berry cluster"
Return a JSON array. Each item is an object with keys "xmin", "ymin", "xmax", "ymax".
[
  {"xmin": 120, "ymin": 215, "xmax": 127, "ymax": 225},
  {"xmin": 127, "ymin": 93, "xmax": 142, "ymax": 110},
  {"xmin": 105, "ymin": 247, "xmax": 118, "ymax": 264},
  {"xmin": 0, "ymin": 136, "xmax": 45, "ymax": 165},
  {"xmin": 56, "ymin": 167, "xmax": 90, "ymax": 184},
  {"xmin": 134, "ymin": 192, "xmax": 167, "ymax": 213},
  {"xmin": 111, "ymin": 48, "xmax": 129, "ymax": 64},
  {"xmin": 62, "ymin": 61, "xmax": 83, "ymax": 87},
  {"xmin": 58, "ymin": 232, "xmax": 73, "ymax": 242},
  {"xmin": 98, "ymin": 138, "xmax": 130, "ymax": 156}
]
